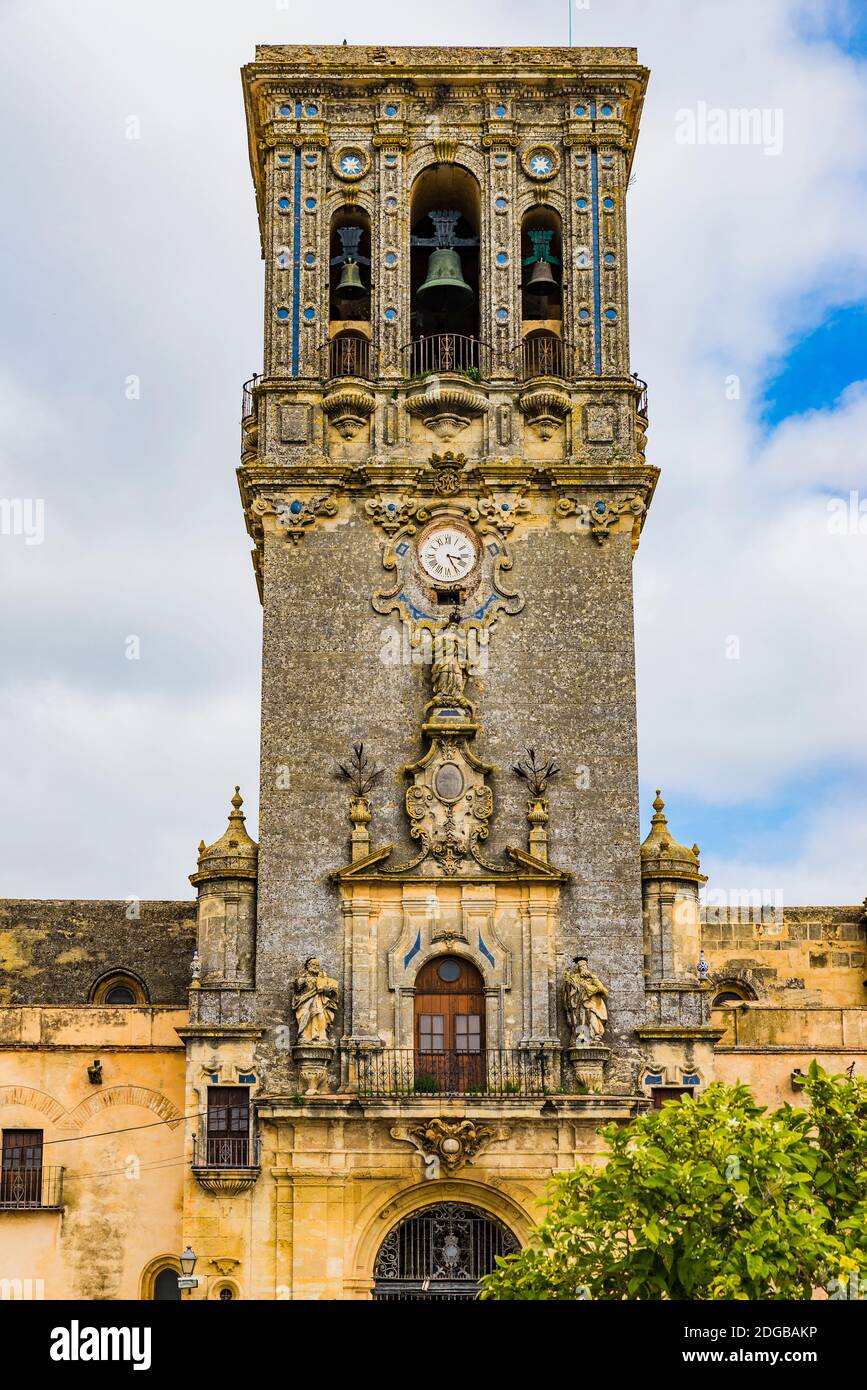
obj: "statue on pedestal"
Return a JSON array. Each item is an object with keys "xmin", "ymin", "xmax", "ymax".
[
  {"xmin": 430, "ymin": 609, "xmax": 471, "ymax": 709},
  {"xmin": 564, "ymin": 956, "xmax": 608, "ymax": 1045},
  {"xmin": 291, "ymin": 956, "xmax": 338, "ymax": 1044}
]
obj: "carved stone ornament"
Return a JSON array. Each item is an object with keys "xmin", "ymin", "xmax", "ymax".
[
  {"xmin": 428, "ymin": 450, "xmax": 467, "ymax": 496},
  {"xmin": 565, "ymin": 1044, "xmax": 611, "ymax": 1092},
  {"xmin": 331, "ymin": 145, "xmax": 371, "ymax": 181},
  {"xmin": 471, "ymin": 491, "xmax": 531, "ymax": 535},
  {"xmin": 517, "ymin": 383, "xmax": 571, "ymax": 439},
  {"xmin": 391, "ymin": 1117, "xmax": 511, "ymax": 1174},
  {"xmin": 372, "ymin": 501, "xmax": 524, "ymax": 643},
  {"xmin": 251, "ymin": 492, "xmax": 339, "ymax": 545},
  {"xmin": 365, "ymin": 494, "xmax": 430, "ymax": 534},
  {"xmin": 521, "ymin": 143, "xmax": 561, "ymax": 181},
  {"xmin": 404, "ymin": 376, "xmax": 487, "ymax": 442},
  {"xmin": 322, "ymin": 384, "xmax": 375, "ymax": 439},
  {"xmin": 393, "ymin": 644, "xmax": 497, "ymax": 877},
  {"xmin": 556, "ymin": 493, "xmax": 645, "ymax": 547}
]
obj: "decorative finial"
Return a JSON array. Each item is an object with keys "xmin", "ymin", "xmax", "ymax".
[
  {"xmin": 698, "ymin": 949, "xmax": 709, "ymax": 981},
  {"xmin": 198, "ymin": 839, "xmax": 206, "ymax": 854},
  {"xmin": 652, "ymin": 789, "xmax": 665, "ymax": 815},
  {"xmin": 513, "ymin": 749, "xmax": 560, "ymax": 798},
  {"xmin": 335, "ymin": 744, "xmax": 383, "ymax": 797},
  {"xmin": 231, "ymin": 786, "xmax": 243, "ymax": 813}
]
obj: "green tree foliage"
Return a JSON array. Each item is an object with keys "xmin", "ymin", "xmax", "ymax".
[{"xmin": 481, "ymin": 1064, "xmax": 867, "ymax": 1300}]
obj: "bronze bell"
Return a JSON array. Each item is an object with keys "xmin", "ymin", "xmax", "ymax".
[
  {"xmin": 525, "ymin": 257, "xmax": 558, "ymax": 298},
  {"xmin": 416, "ymin": 247, "xmax": 474, "ymax": 311},
  {"xmin": 335, "ymin": 258, "xmax": 366, "ymax": 299}
]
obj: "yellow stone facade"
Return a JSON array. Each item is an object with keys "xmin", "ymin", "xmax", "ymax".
[{"xmin": 1, "ymin": 44, "xmax": 865, "ymax": 1301}]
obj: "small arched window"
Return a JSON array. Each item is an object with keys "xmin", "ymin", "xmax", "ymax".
[
  {"xmin": 105, "ymin": 984, "xmax": 136, "ymax": 1005},
  {"xmin": 90, "ymin": 970, "xmax": 149, "ymax": 1006},
  {"xmin": 713, "ymin": 987, "xmax": 750, "ymax": 1007}
]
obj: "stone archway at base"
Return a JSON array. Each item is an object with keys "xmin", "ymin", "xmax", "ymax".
[{"xmin": 372, "ymin": 1201, "xmax": 520, "ymax": 1300}]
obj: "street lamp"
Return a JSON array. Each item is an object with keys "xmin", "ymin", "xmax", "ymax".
[{"xmin": 178, "ymin": 1246, "xmax": 198, "ymax": 1290}]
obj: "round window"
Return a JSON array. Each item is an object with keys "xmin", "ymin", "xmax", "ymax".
[{"xmin": 437, "ymin": 960, "xmax": 461, "ymax": 983}]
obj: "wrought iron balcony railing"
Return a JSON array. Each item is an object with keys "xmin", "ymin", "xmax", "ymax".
[
  {"xmin": 401, "ymin": 334, "xmax": 488, "ymax": 380},
  {"xmin": 192, "ymin": 1136, "xmax": 261, "ymax": 1170},
  {"xmin": 241, "ymin": 373, "xmax": 261, "ymax": 421},
  {"xmin": 323, "ymin": 335, "xmax": 372, "ymax": 381},
  {"xmin": 0, "ymin": 1166, "xmax": 64, "ymax": 1210},
  {"xmin": 517, "ymin": 335, "xmax": 572, "ymax": 381},
  {"xmin": 632, "ymin": 372, "xmax": 648, "ymax": 420},
  {"xmin": 354, "ymin": 1048, "xmax": 554, "ymax": 1098}
]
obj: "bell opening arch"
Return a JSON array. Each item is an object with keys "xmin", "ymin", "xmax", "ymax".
[{"xmin": 409, "ymin": 163, "xmax": 481, "ymax": 355}]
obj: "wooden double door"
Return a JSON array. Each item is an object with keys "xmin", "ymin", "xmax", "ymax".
[{"xmin": 414, "ymin": 957, "xmax": 486, "ymax": 1092}]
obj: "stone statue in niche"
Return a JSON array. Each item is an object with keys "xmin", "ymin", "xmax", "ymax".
[
  {"xmin": 291, "ymin": 956, "xmax": 338, "ymax": 1043},
  {"xmin": 564, "ymin": 956, "xmax": 609, "ymax": 1045}
]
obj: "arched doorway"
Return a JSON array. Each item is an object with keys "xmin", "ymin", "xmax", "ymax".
[
  {"xmin": 372, "ymin": 1203, "xmax": 519, "ymax": 1299},
  {"xmin": 153, "ymin": 1267, "xmax": 180, "ymax": 1301},
  {"xmin": 414, "ymin": 956, "xmax": 485, "ymax": 1093}
]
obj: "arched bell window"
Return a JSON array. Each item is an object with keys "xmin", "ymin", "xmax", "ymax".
[
  {"xmin": 520, "ymin": 207, "xmax": 563, "ymax": 324},
  {"xmin": 328, "ymin": 206, "xmax": 371, "ymax": 325},
  {"xmin": 408, "ymin": 164, "xmax": 480, "ymax": 372}
]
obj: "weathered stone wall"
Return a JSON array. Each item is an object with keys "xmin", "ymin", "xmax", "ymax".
[
  {"xmin": 0, "ymin": 1007, "xmax": 185, "ymax": 1300},
  {"xmin": 701, "ymin": 905, "xmax": 866, "ymax": 1008},
  {"xmin": 254, "ymin": 497, "xmax": 645, "ymax": 1083},
  {"xmin": 0, "ymin": 900, "xmax": 196, "ymax": 1006}
]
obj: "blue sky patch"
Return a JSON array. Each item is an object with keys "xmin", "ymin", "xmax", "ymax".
[{"xmin": 761, "ymin": 304, "xmax": 867, "ymax": 426}]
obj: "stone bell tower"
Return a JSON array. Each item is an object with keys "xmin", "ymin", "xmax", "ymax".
[{"xmin": 181, "ymin": 43, "xmax": 695, "ymax": 1299}]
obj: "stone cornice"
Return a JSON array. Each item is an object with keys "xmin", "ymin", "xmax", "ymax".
[{"xmin": 241, "ymin": 46, "xmax": 648, "ymax": 234}]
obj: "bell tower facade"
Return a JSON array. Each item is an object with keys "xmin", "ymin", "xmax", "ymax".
[{"xmin": 180, "ymin": 44, "xmax": 718, "ymax": 1300}]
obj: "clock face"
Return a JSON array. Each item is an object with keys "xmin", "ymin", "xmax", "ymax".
[{"xmin": 418, "ymin": 526, "xmax": 478, "ymax": 586}]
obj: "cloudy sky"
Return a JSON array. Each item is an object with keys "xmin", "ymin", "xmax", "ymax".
[{"xmin": 1, "ymin": 0, "xmax": 866, "ymax": 905}]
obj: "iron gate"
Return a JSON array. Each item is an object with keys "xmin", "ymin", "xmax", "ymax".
[{"xmin": 372, "ymin": 1203, "xmax": 520, "ymax": 1300}]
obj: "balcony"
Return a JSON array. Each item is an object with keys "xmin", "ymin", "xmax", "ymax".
[
  {"xmin": 319, "ymin": 336, "xmax": 376, "ymax": 438},
  {"xmin": 241, "ymin": 372, "xmax": 261, "ymax": 422},
  {"xmin": 632, "ymin": 371, "xmax": 648, "ymax": 420},
  {"xmin": 0, "ymin": 1166, "xmax": 64, "ymax": 1211},
  {"xmin": 401, "ymin": 336, "xmax": 489, "ymax": 441},
  {"xmin": 322, "ymin": 335, "xmax": 372, "ymax": 381},
  {"xmin": 191, "ymin": 1136, "xmax": 261, "ymax": 1196},
  {"xmin": 401, "ymin": 334, "xmax": 488, "ymax": 380},
  {"xmin": 353, "ymin": 1048, "xmax": 572, "ymax": 1099},
  {"xmin": 517, "ymin": 335, "xmax": 572, "ymax": 381}
]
